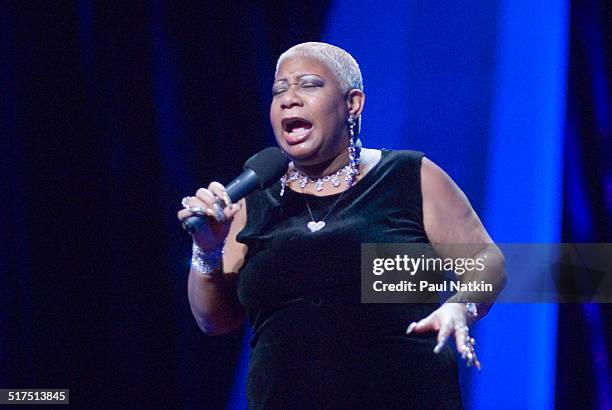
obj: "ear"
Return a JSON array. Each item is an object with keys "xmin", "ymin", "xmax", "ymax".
[{"xmin": 346, "ymin": 89, "xmax": 365, "ymax": 118}]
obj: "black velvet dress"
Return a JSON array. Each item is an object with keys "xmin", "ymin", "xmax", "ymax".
[{"xmin": 236, "ymin": 149, "xmax": 463, "ymax": 409}]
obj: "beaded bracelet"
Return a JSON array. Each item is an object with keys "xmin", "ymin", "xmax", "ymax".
[{"xmin": 191, "ymin": 241, "xmax": 224, "ymax": 276}]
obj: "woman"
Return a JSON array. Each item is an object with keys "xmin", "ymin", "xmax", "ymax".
[{"xmin": 177, "ymin": 42, "xmax": 505, "ymax": 409}]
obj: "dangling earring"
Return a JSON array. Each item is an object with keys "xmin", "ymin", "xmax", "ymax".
[
  {"xmin": 347, "ymin": 116, "xmax": 360, "ymax": 187},
  {"xmin": 348, "ymin": 115, "xmax": 356, "ymax": 138},
  {"xmin": 278, "ymin": 148, "xmax": 292, "ymax": 196}
]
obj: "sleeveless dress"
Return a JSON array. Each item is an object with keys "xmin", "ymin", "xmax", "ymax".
[{"xmin": 236, "ymin": 149, "xmax": 463, "ymax": 409}]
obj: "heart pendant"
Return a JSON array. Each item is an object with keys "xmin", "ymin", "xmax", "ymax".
[{"xmin": 307, "ymin": 221, "xmax": 325, "ymax": 232}]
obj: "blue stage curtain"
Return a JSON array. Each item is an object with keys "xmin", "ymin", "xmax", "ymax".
[{"xmin": 557, "ymin": 1, "xmax": 612, "ymax": 409}]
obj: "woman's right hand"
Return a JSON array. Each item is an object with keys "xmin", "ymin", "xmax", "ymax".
[{"xmin": 177, "ymin": 182, "xmax": 242, "ymax": 250}]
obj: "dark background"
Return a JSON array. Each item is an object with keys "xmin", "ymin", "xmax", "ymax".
[{"xmin": 1, "ymin": 1, "xmax": 610, "ymax": 408}]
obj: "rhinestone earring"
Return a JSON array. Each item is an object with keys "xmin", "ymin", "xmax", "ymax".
[
  {"xmin": 348, "ymin": 116, "xmax": 356, "ymax": 139},
  {"xmin": 347, "ymin": 116, "xmax": 360, "ymax": 187}
]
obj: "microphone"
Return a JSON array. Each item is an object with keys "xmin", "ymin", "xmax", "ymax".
[{"xmin": 181, "ymin": 147, "xmax": 288, "ymax": 234}]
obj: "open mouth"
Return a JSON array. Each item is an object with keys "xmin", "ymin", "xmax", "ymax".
[{"xmin": 282, "ymin": 117, "xmax": 313, "ymax": 144}]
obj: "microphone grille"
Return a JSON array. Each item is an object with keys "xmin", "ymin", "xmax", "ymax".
[{"xmin": 244, "ymin": 147, "xmax": 288, "ymax": 188}]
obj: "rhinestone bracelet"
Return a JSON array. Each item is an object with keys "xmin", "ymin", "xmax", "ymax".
[
  {"xmin": 191, "ymin": 241, "xmax": 224, "ymax": 276},
  {"xmin": 466, "ymin": 302, "xmax": 479, "ymax": 322}
]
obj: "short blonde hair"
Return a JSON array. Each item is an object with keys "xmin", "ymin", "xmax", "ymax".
[
  {"xmin": 276, "ymin": 42, "xmax": 364, "ymax": 137},
  {"xmin": 275, "ymin": 42, "xmax": 363, "ymax": 94}
]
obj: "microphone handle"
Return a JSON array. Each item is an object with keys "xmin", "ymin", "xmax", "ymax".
[
  {"xmin": 225, "ymin": 169, "xmax": 258, "ymax": 202},
  {"xmin": 181, "ymin": 214, "xmax": 208, "ymax": 235},
  {"xmin": 181, "ymin": 169, "xmax": 259, "ymax": 234}
]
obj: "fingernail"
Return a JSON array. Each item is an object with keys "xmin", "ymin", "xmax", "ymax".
[
  {"xmin": 433, "ymin": 337, "xmax": 446, "ymax": 354},
  {"xmin": 406, "ymin": 322, "xmax": 417, "ymax": 334},
  {"xmin": 221, "ymin": 191, "xmax": 232, "ymax": 207}
]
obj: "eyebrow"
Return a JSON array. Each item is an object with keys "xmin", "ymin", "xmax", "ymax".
[{"xmin": 273, "ymin": 74, "xmax": 324, "ymax": 84}]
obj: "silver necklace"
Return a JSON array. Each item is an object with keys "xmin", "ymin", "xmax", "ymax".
[
  {"xmin": 280, "ymin": 162, "xmax": 358, "ymax": 196},
  {"xmin": 302, "ymin": 188, "xmax": 347, "ymax": 232}
]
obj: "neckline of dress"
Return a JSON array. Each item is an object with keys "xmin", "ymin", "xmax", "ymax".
[{"xmin": 283, "ymin": 148, "xmax": 390, "ymax": 200}]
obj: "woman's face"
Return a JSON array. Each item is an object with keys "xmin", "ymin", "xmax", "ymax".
[{"xmin": 270, "ymin": 57, "xmax": 350, "ymax": 166}]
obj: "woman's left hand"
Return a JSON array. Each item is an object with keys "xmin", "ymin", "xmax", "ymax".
[{"xmin": 406, "ymin": 303, "xmax": 481, "ymax": 370}]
